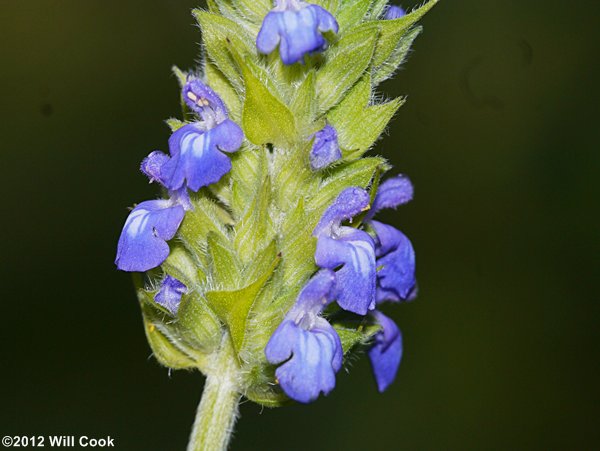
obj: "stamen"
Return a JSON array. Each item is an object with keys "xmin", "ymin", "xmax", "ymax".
[{"xmin": 186, "ymin": 91, "xmax": 198, "ymax": 102}]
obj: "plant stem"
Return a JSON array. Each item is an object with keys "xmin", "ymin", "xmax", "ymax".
[{"xmin": 187, "ymin": 340, "xmax": 241, "ymax": 451}]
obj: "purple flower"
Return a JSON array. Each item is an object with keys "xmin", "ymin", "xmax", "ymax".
[
  {"xmin": 362, "ymin": 175, "xmax": 417, "ymax": 302},
  {"xmin": 116, "ymin": 149, "xmax": 193, "ymax": 272},
  {"xmin": 309, "ymin": 124, "xmax": 341, "ymax": 170},
  {"xmin": 155, "ymin": 275, "xmax": 187, "ymax": 314},
  {"xmin": 115, "ymin": 200, "xmax": 185, "ymax": 272},
  {"xmin": 313, "ymin": 187, "xmax": 377, "ymax": 315},
  {"xmin": 265, "ymin": 270, "xmax": 342, "ymax": 403},
  {"xmin": 372, "ymin": 220, "xmax": 416, "ymax": 302},
  {"xmin": 384, "ymin": 5, "xmax": 406, "ymax": 20},
  {"xmin": 256, "ymin": 0, "xmax": 339, "ymax": 65},
  {"xmin": 368, "ymin": 310, "xmax": 403, "ymax": 392},
  {"xmin": 160, "ymin": 120, "xmax": 243, "ymax": 192},
  {"xmin": 159, "ymin": 79, "xmax": 244, "ymax": 192}
]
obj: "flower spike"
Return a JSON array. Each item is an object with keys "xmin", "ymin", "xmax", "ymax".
[{"xmin": 115, "ymin": 0, "xmax": 441, "ymax": 443}]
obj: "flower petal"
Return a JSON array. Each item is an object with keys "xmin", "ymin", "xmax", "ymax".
[
  {"xmin": 208, "ymin": 118, "xmax": 245, "ymax": 153},
  {"xmin": 313, "ymin": 4, "xmax": 339, "ymax": 33},
  {"xmin": 292, "ymin": 269, "xmax": 336, "ymax": 314},
  {"xmin": 384, "ymin": 5, "xmax": 406, "ymax": 20},
  {"xmin": 313, "ymin": 187, "xmax": 370, "ymax": 237},
  {"xmin": 115, "ymin": 200, "xmax": 185, "ymax": 272},
  {"xmin": 266, "ymin": 318, "xmax": 342, "ymax": 403},
  {"xmin": 366, "ymin": 174, "xmax": 414, "ymax": 220},
  {"xmin": 183, "ymin": 78, "xmax": 228, "ymax": 121},
  {"xmin": 256, "ymin": 12, "xmax": 282, "ymax": 55},
  {"xmin": 315, "ymin": 227, "xmax": 376, "ymax": 314},
  {"xmin": 162, "ymin": 121, "xmax": 242, "ymax": 192},
  {"xmin": 140, "ymin": 150, "xmax": 169, "ymax": 184},
  {"xmin": 371, "ymin": 220, "xmax": 416, "ymax": 302},
  {"xmin": 309, "ymin": 124, "xmax": 341, "ymax": 170},
  {"xmin": 368, "ymin": 311, "xmax": 403, "ymax": 392},
  {"xmin": 155, "ymin": 275, "xmax": 187, "ymax": 314},
  {"xmin": 256, "ymin": 3, "xmax": 338, "ymax": 65},
  {"xmin": 265, "ymin": 269, "xmax": 341, "ymax": 403}
]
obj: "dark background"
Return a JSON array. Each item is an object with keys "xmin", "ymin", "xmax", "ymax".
[{"xmin": 2, "ymin": 0, "xmax": 599, "ymax": 449}]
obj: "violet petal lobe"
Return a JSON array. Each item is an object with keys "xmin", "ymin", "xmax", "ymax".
[
  {"xmin": 115, "ymin": 200, "xmax": 185, "ymax": 272},
  {"xmin": 368, "ymin": 311, "xmax": 403, "ymax": 392}
]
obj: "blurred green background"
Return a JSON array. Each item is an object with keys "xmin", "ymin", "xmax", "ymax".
[{"xmin": 2, "ymin": 0, "xmax": 599, "ymax": 449}]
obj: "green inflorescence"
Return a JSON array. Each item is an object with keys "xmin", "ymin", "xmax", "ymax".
[{"xmin": 137, "ymin": 0, "xmax": 438, "ymax": 407}]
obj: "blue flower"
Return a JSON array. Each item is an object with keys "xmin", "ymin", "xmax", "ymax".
[
  {"xmin": 265, "ymin": 270, "xmax": 342, "ymax": 403},
  {"xmin": 313, "ymin": 187, "xmax": 376, "ymax": 315},
  {"xmin": 155, "ymin": 275, "xmax": 187, "ymax": 314},
  {"xmin": 160, "ymin": 121, "xmax": 243, "ymax": 192},
  {"xmin": 159, "ymin": 79, "xmax": 244, "ymax": 192},
  {"xmin": 368, "ymin": 311, "xmax": 403, "ymax": 392},
  {"xmin": 256, "ymin": 0, "xmax": 339, "ymax": 65},
  {"xmin": 309, "ymin": 124, "xmax": 341, "ymax": 170},
  {"xmin": 116, "ymin": 151, "xmax": 190, "ymax": 272},
  {"xmin": 362, "ymin": 175, "xmax": 417, "ymax": 302},
  {"xmin": 115, "ymin": 200, "xmax": 185, "ymax": 272},
  {"xmin": 384, "ymin": 5, "xmax": 406, "ymax": 20}
]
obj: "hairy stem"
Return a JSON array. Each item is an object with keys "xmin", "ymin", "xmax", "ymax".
[{"xmin": 187, "ymin": 339, "xmax": 241, "ymax": 451}]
